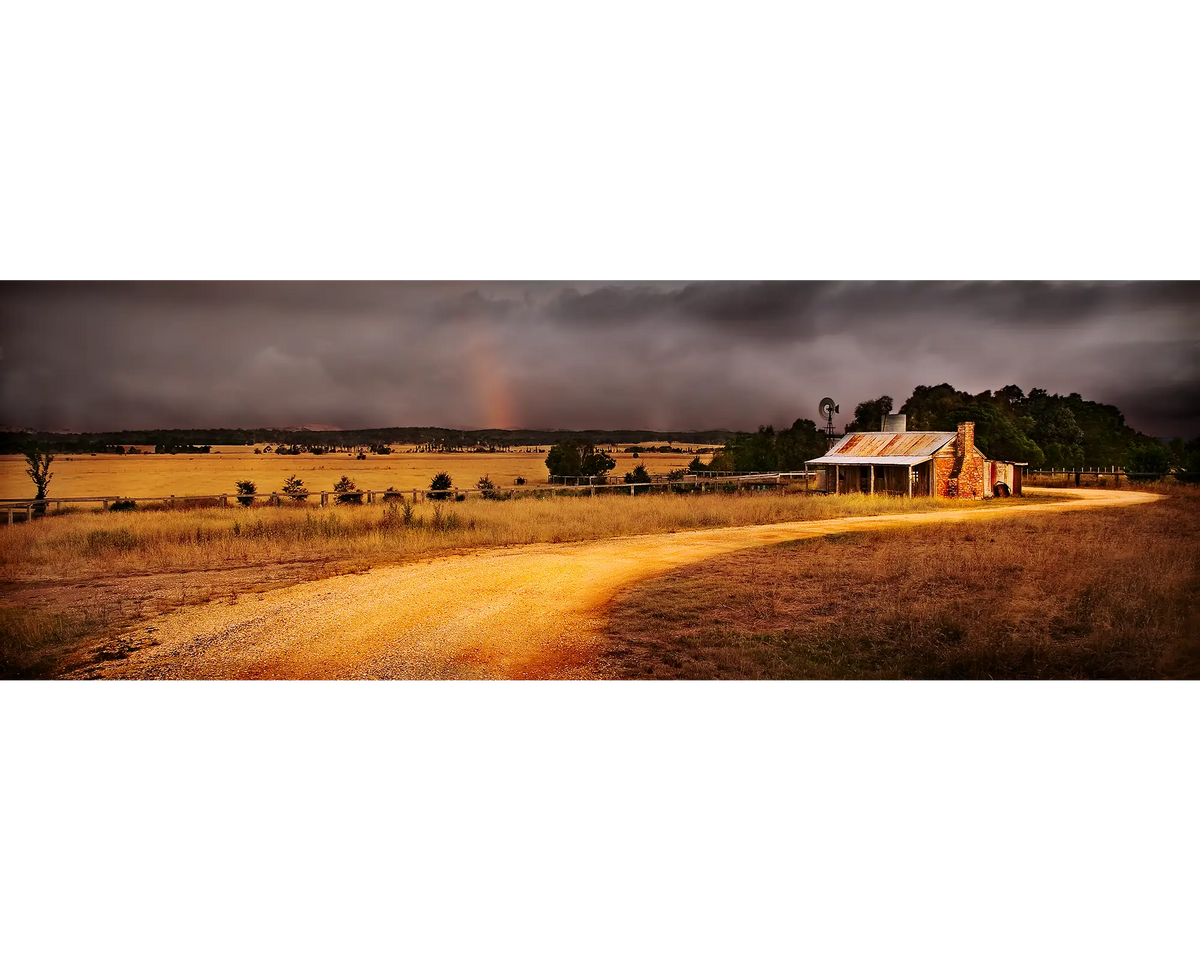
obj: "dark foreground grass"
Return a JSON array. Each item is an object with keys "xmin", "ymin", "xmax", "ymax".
[{"xmin": 602, "ymin": 489, "xmax": 1200, "ymax": 679}]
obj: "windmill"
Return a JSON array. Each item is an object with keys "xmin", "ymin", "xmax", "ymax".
[{"xmin": 819, "ymin": 397, "xmax": 840, "ymax": 447}]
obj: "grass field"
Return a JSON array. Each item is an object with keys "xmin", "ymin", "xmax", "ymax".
[
  {"xmin": 0, "ymin": 489, "xmax": 1037, "ymax": 678},
  {"xmin": 602, "ymin": 485, "xmax": 1199, "ymax": 679},
  {"xmin": 0, "ymin": 446, "xmax": 699, "ymax": 500}
]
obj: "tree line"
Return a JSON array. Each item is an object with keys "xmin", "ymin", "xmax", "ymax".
[
  {"xmin": 846, "ymin": 383, "xmax": 1196, "ymax": 473},
  {"xmin": 0, "ymin": 426, "xmax": 738, "ymax": 456}
]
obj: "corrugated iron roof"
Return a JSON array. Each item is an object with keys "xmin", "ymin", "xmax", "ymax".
[
  {"xmin": 807, "ymin": 454, "xmax": 933, "ymax": 466},
  {"xmin": 815, "ymin": 431, "xmax": 956, "ymax": 460}
]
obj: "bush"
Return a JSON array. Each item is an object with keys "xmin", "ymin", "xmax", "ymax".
[
  {"xmin": 514, "ymin": 476, "xmax": 526, "ymax": 486},
  {"xmin": 477, "ymin": 475, "xmax": 509, "ymax": 501},
  {"xmin": 282, "ymin": 475, "xmax": 308, "ymax": 502},
  {"xmin": 382, "ymin": 486, "xmax": 404, "ymax": 502},
  {"xmin": 109, "ymin": 499, "xmax": 137, "ymax": 512},
  {"xmin": 235, "ymin": 479, "xmax": 257, "ymax": 506},
  {"xmin": 430, "ymin": 471, "xmax": 454, "ymax": 501},
  {"xmin": 624, "ymin": 464, "xmax": 652, "ymax": 485},
  {"xmin": 334, "ymin": 475, "xmax": 363, "ymax": 504}
]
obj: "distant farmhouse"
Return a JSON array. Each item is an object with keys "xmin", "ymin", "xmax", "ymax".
[{"xmin": 807, "ymin": 416, "xmax": 1024, "ymax": 498}]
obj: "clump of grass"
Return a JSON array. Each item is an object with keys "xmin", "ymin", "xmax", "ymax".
[{"xmin": 84, "ymin": 527, "xmax": 139, "ymax": 555}]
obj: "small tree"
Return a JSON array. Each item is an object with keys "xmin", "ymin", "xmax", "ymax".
[
  {"xmin": 430, "ymin": 471, "xmax": 453, "ymax": 501},
  {"xmin": 334, "ymin": 475, "xmax": 363, "ymax": 504},
  {"xmin": 282, "ymin": 475, "xmax": 308, "ymax": 502},
  {"xmin": 545, "ymin": 440, "xmax": 616, "ymax": 482},
  {"xmin": 25, "ymin": 448, "xmax": 55, "ymax": 501},
  {"xmin": 235, "ymin": 479, "xmax": 257, "ymax": 506},
  {"xmin": 477, "ymin": 474, "xmax": 507, "ymax": 501},
  {"xmin": 624, "ymin": 463, "xmax": 652, "ymax": 486}
]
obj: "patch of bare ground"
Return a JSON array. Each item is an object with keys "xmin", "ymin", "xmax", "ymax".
[{"xmin": 602, "ymin": 487, "xmax": 1200, "ymax": 679}]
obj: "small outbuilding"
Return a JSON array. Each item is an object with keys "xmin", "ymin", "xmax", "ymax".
[{"xmin": 806, "ymin": 416, "xmax": 1023, "ymax": 499}]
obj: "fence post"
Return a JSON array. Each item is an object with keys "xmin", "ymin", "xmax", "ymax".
[{"xmin": 7, "ymin": 508, "xmax": 11, "ymax": 526}]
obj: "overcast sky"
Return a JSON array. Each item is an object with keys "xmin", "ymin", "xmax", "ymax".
[{"xmin": 1, "ymin": 282, "xmax": 1197, "ymax": 437}]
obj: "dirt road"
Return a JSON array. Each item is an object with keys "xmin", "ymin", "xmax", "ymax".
[{"xmin": 74, "ymin": 488, "xmax": 1157, "ymax": 680}]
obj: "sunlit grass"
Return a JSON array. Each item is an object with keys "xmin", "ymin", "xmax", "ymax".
[{"xmin": 0, "ymin": 489, "xmax": 1032, "ymax": 582}]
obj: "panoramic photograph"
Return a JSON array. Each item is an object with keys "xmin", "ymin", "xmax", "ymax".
[{"xmin": 2, "ymin": 280, "xmax": 1196, "ymax": 680}]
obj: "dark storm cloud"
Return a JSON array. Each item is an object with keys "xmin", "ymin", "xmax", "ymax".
[
  {"xmin": 1, "ymin": 281, "xmax": 1197, "ymax": 437},
  {"xmin": 551, "ymin": 282, "xmax": 828, "ymax": 339}
]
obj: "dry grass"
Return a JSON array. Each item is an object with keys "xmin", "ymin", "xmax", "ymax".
[
  {"xmin": 0, "ymin": 489, "xmax": 1034, "ymax": 678},
  {"xmin": 602, "ymin": 486, "xmax": 1200, "ymax": 679},
  {"xmin": 0, "ymin": 489, "xmax": 1014, "ymax": 583}
]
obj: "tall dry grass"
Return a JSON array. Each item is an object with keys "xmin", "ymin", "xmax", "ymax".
[
  {"xmin": 603, "ymin": 486, "xmax": 1200, "ymax": 679},
  {"xmin": 0, "ymin": 490, "xmax": 1021, "ymax": 583}
]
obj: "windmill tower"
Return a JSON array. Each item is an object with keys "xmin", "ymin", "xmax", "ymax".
[{"xmin": 819, "ymin": 397, "xmax": 840, "ymax": 449}]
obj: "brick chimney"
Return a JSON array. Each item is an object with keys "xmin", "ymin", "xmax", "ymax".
[{"xmin": 956, "ymin": 421, "xmax": 975, "ymax": 455}]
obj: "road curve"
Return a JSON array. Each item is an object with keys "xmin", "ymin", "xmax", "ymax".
[{"xmin": 76, "ymin": 487, "xmax": 1158, "ymax": 680}]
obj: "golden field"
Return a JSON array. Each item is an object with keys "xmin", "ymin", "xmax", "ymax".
[{"xmin": 0, "ymin": 446, "xmax": 699, "ymax": 500}]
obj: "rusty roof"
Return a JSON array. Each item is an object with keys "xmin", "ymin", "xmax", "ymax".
[{"xmin": 808, "ymin": 431, "xmax": 956, "ymax": 463}]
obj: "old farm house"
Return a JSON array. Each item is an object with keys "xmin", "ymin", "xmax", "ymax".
[{"xmin": 807, "ymin": 416, "xmax": 1023, "ymax": 499}]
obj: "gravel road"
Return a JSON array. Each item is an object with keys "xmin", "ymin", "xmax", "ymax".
[{"xmin": 73, "ymin": 487, "xmax": 1157, "ymax": 680}]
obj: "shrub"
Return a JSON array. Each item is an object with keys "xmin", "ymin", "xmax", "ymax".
[
  {"xmin": 430, "ymin": 471, "xmax": 454, "ymax": 501},
  {"xmin": 382, "ymin": 486, "xmax": 404, "ymax": 502},
  {"xmin": 282, "ymin": 475, "xmax": 309, "ymax": 502},
  {"xmin": 109, "ymin": 499, "xmax": 137, "ymax": 512},
  {"xmin": 334, "ymin": 475, "xmax": 363, "ymax": 504},
  {"xmin": 514, "ymin": 476, "xmax": 526, "ymax": 486},
  {"xmin": 235, "ymin": 479, "xmax": 257, "ymax": 506},
  {"xmin": 477, "ymin": 475, "xmax": 509, "ymax": 501},
  {"xmin": 624, "ymin": 464, "xmax": 652, "ymax": 485}
]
